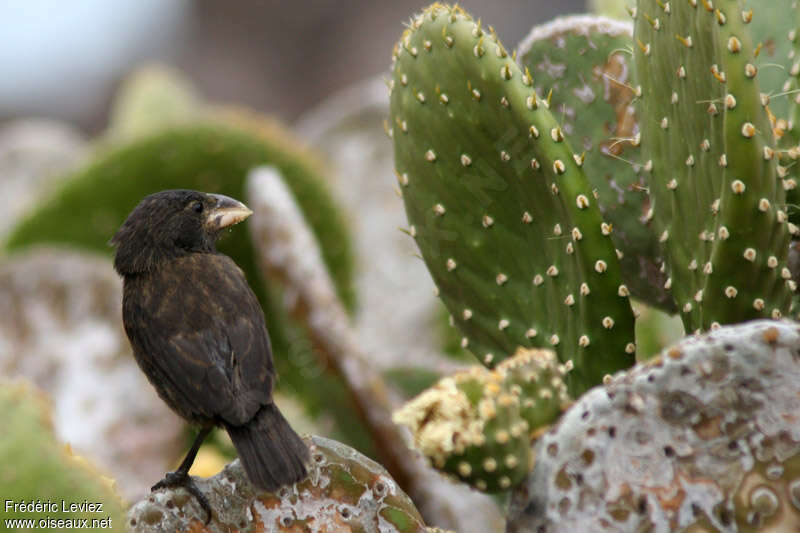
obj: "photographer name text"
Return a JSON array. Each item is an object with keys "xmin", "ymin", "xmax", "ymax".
[{"xmin": 3, "ymin": 499, "xmax": 112, "ymax": 529}]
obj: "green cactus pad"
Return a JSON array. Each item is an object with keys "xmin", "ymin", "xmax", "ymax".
[
  {"xmin": 390, "ymin": 4, "xmax": 636, "ymax": 394},
  {"xmin": 0, "ymin": 380, "xmax": 126, "ymax": 530},
  {"xmin": 748, "ymin": 0, "xmax": 800, "ymax": 223},
  {"xmin": 393, "ymin": 348, "xmax": 569, "ymax": 493},
  {"xmin": 634, "ymin": 0, "xmax": 795, "ymax": 331},
  {"xmin": 107, "ymin": 65, "xmax": 201, "ymax": 142},
  {"xmin": 589, "ymin": 0, "xmax": 634, "ymax": 21},
  {"xmin": 517, "ymin": 15, "xmax": 671, "ymax": 312},
  {"xmin": 746, "ymin": 0, "xmax": 800, "ymax": 142}
]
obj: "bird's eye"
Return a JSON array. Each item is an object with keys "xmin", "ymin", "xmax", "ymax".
[{"xmin": 192, "ymin": 201, "xmax": 204, "ymax": 213}]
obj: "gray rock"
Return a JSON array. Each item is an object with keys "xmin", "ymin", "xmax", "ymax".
[
  {"xmin": 127, "ymin": 435, "xmax": 426, "ymax": 533},
  {"xmin": 508, "ymin": 320, "xmax": 800, "ymax": 532}
]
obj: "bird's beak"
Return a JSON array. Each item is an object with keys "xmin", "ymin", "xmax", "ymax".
[{"xmin": 206, "ymin": 194, "xmax": 253, "ymax": 230}]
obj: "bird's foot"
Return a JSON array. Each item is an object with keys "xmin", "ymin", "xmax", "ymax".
[{"xmin": 151, "ymin": 471, "xmax": 212, "ymax": 525}]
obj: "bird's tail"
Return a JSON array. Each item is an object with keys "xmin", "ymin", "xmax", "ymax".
[{"xmin": 224, "ymin": 403, "xmax": 309, "ymax": 491}]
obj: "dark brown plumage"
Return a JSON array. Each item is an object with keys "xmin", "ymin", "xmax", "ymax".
[{"xmin": 111, "ymin": 190, "xmax": 308, "ymax": 518}]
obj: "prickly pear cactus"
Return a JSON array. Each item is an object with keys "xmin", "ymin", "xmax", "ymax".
[
  {"xmin": 128, "ymin": 435, "xmax": 426, "ymax": 533},
  {"xmin": 393, "ymin": 348, "xmax": 569, "ymax": 493},
  {"xmin": 507, "ymin": 320, "xmax": 800, "ymax": 532},
  {"xmin": 390, "ymin": 4, "xmax": 636, "ymax": 394},
  {"xmin": 634, "ymin": 0, "xmax": 796, "ymax": 331},
  {"xmin": 517, "ymin": 15, "xmax": 670, "ymax": 312}
]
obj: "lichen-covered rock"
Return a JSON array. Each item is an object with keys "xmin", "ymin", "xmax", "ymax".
[
  {"xmin": 127, "ymin": 435, "xmax": 427, "ymax": 533},
  {"xmin": 0, "ymin": 247, "xmax": 185, "ymax": 499},
  {"xmin": 507, "ymin": 320, "xmax": 800, "ymax": 532}
]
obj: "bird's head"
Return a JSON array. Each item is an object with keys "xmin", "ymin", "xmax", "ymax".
[{"xmin": 111, "ymin": 189, "xmax": 252, "ymax": 275}]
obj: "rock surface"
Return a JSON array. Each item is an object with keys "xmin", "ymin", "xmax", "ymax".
[
  {"xmin": 128, "ymin": 435, "xmax": 427, "ymax": 533},
  {"xmin": 507, "ymin": 320, "xmax": 800, "ymax": 532}
]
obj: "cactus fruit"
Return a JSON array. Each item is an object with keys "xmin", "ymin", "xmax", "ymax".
[
  {"xmin": 390, "ymin": 4, "xmax": 636, "ymax": 394},
  {"xmin": 495, "ymin": 348, "xmax": 572, "ymax": 432},
  {"xmin": 128, "ymin": 435, "xmax": 426, "ymax": 533},
  {"xmin": 517, "ymin": 15, "xmax": 671, "ymax": 312},
  {"xmin": 393, "ymin": 366, "xmax": 532, "ymax": 493},
  {"xmin": 393, "ymin": 348, "xmax": 570, "ymax": 493},
  {"xmin": 634, "ymin": 0, "xmax": 796, "ymax": 331},
  {"xmin": 507, "ymin": 320, "xmax": 800, "ymax": 532}
]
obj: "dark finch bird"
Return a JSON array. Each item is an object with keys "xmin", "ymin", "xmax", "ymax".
[{"xmin": 111, "ymin": 190, "xmax": 308, "ymax": 519}]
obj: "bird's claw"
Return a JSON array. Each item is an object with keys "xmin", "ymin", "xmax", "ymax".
[{"xmin": 151, "ymin": 471, "xmax": 212, "ymax": 525}]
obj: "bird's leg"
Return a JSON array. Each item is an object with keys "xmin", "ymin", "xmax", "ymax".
[{"xmin": 152, "ymin": 426, "xmax": 214, "ymax": 524}]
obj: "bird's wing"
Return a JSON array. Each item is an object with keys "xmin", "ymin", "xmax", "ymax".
[{"xmin": 124, "ymin": 253, "xmax": 274, "ymax": 426}]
